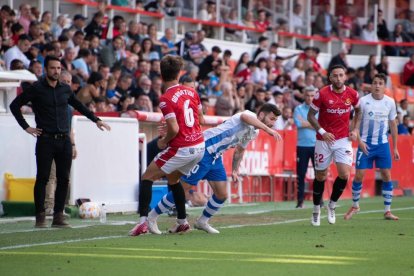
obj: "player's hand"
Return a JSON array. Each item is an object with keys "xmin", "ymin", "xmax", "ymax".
[
  {"xmin": 322, "ymin": 132, "xmax": 336, "ymax": 145},
  {"xmin": 358, "ymin": 140, "xmax": 369, "ymax": 155},
  {"xmin": 268, "ymin": 129, "xmax": 283, "ymax": 141},
  {"xmin": 232, "ymin": 170, "xmax": 239, "ymax": 182},
  {"xmin": 158, "ymin": 121, "xmax": 167, "ymax": 137},
  {"xmin": 349, "ymin": 129, "xmax": 358, "ymax": 141},
  {"xmin": 97, "ymin": 120, "xmax": 111, "ymax": 131},
  {"xmin": 394, "ymin": 149, "xmax": 400, "ymax": 161},
  {"xmin": 157, "ymin": 138, "xmax": 167, "ymax": 150},
  {"xmin": 72, "ymin": 145, "xmax": 77, "ymax": 159},
  {"xmin": 25, "ymin": 127, "xmax": 42, "ymax": 137}
]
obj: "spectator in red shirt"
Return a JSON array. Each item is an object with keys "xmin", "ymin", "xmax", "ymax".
[
  {"xmin": 254, "ymin": 9, "xmax": 270, "ymax": 32},
  {"xmin": 236, "ymin": 61, "xmax": 256, "ymax": 85},
  {"xmin": 402, "ymin": 53, "xmax": 414, "ymax": 86}
]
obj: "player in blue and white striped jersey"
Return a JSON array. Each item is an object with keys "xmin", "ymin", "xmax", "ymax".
[
  {"xmin": 344, "ymin": 73, "xmax": 400, "ymax": 221},
  {"xmin": 146, "ymin": 103, "xmax": 282, "ymax": 234}
]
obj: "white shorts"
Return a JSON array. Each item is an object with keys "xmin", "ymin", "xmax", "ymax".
[
  {"xmin": 154, "ymin": 142, "xmax": 205, "ymax": 175},
  {"xmin": 314, "ymin": 138, "xmax": 353, "ymax": 170}
]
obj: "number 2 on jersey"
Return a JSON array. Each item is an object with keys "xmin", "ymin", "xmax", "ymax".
[{"xmin": 184, "ymin": 99, "xmax": 195, "ymax": 127}]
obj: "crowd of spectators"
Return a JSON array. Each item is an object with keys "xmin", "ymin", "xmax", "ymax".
[{"xmin": 0, "ymin": 2, "xmax": 413, "ymax": 133}]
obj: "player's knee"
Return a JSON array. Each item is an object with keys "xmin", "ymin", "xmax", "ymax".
[
  {"xmin": 380, "ymin": 170, "xmax": 391, "ymax": 182},
  {"xmin": 315, "ymin": 171, "xmax": 327, "ymax": 181},
  {"xmin": 214, "ymin": 190, "xmax": 228, "ymax": 201},
  {"xmin": 354, "ymin": 170, "xmax": 365, "ymax": 182},
  {"xmin": 337, "ymin": 173, "xmax": 349, "ymax": 181}
]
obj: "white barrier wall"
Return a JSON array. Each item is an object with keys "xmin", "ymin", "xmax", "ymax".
[
  {"xmin": 0, "ymin": 114, "xmax": 37, "ymax": 202},
  {"xmin": 70, "ymin": 116, "xmax": 139, "ymax": 213}
]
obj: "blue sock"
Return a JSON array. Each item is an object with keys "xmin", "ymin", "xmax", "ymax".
[
  {"xmin": 153, "ymin": 191, "xmax": 175, "ymax": 215},
  {"xmin": 352, "ymin": 181, "xmax": 362, "ymax": 208},
  {"xmin": 200, "ymin": 194, "xmax": 225, "ymax": 223},
  {"xmin": 382, "ymin": 181, "xmax": 393, "ymax": 212}
]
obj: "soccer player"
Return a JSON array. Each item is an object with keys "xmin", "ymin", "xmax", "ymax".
[
  {"xmin": 129, "ymin": 55, "xmax": 205, "ymax": 236},
  {"xmin": 344, "ymin": 73, "xmax": 400, "ymax": 221},
  {"xmin": 146, "ymin": 103, "xmax": 282, "ymax": 234},
  {"xmin": 307, "ymin": 64, "xmax": 361, "ymax": 226}
]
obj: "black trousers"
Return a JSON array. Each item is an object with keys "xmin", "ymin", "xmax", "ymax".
[
  {"xmin": 34, "ymin": 136, "xmax": 72, "ymax": 214},
  {"xmin": 296, "ymin": 146, "xmax": 315, "ymax": 203}
]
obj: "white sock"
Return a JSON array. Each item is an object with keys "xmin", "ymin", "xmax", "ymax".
[
  {"xmin": 148, "ymin": 209, "xmax": 159, "ymax": 220},
  {"xmin": 329, "ymin": 200, "xmax": 336, "ymax": 209},
  {"xmin": 139, "ymin": 216, "xmax": 147, "ymax": 224},
  {"xmin": 177, "ymin": 218, "xmax": 188, "ymax": 225},
  {"xmin": 385, "ymin": 205, "xmax": 391, "ymax": 212},
  {"xmin": 313, "ymin": 205, "xmax": 321, "ymax": 213}
]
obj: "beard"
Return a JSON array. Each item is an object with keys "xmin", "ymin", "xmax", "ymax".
[
  {"xmin": 332, "ymin": 82, "xmax": 344, "ymax": 90},
  {"xmin": 47, "ymin": 73, "xmax": 59, "ymax": 81}
]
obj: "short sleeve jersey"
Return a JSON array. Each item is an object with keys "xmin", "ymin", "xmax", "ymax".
[
  {"xmin": 159, "ymin": 84, "xmax": 204, "ymax": 148},
  {"xmin": 359, "ymin": 94, "xmax": 397, "ymax": 145},
  {"xmin": 203, "ymin": 110, "xmax": 259, "ymax": 156},
  {"xmin": 310, "ymin": 85, "xmax": 359, "ymax": 140}
]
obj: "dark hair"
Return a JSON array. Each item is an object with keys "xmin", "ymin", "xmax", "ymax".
[
  {"xmin": 29, "ymin": 59, "xmax": 41, "ymax": 68},
  {"xmin": 74, "ymin": 30, "xmax": 85, "ymax": 37},
  {"xmin": 270, "ymin": 42, "xmax": 279, "ymax": 48},
  {"xmin": 18, "ymin": 34, "xmax": 31, "ymax": 42},
  {"xmin": 258, "ymin": 36, "xmax": 268, "ymax": 43},
  {"xmin": 11, "ymin": 23, "xmax": 24, "ymax": 34},
  {"xmin": 247, "ymin": 61, "xmax": 256, "ymax": 67},
  {"xmin": 44, "ymin": 55, "xmax": 61, "ymax": 68},
  {"xmin": 77, "ymin": 48, "xmax": 91, "ymax": 58},
  {"xmin": 179, "ymin": 74, "xmax": 193, "ymax": 83},
  {"xmin": 58, "ymin": 34, "xmax": 69, "ymax": 42},
  {"xmin": 160, "ymin": 55, "xmax": 183, "ymax": 82},
  {"xmin": 257, "ymin": 103, "xmax": 281, "ymax": 117},
  {"xmin": 10, "ymin": 59, "xmax": 24, "ymax": 70},
  {"xmin": 329, "ymin": 64, "xmax": 347, "ymax": 73},
  {"xmin": 113, "ymin": 15, "xmax": 124, "ymax": 23},
  {"xmin": 42, "ymin": 43, "xmax": 55, "ymax": 53},
  {"xmin": 224, "ymin": 49, "xmax": 232, "ymax": 56},
  {"xmin": 256, "ymin": 57, "xmax": 267, "ymax": 66},
  {"xmin": 372, "ymin": 73, "xmax": 387, "ymax": 84},
  {"xmin": 87, "ymin": 72, "xmax": 104, "ymax": 84}
]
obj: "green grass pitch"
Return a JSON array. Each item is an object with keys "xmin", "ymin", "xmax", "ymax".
[{"xmin": 0, "ymin": 196, "xmax": 413, "ymax": 275}]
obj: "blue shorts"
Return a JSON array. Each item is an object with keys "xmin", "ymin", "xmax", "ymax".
[
  {"xmin": 181, "ymin": 152, "xmax": 227, "ymax": 186},
  {"xmin": 356, "ymin": 142, "xmax": 392, "ymax": 169}
]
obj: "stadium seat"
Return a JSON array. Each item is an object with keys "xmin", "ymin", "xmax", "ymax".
[
  {"xmin": 406, "ymin": 87, "xmax": 414, "ymax": 103},
  {"xmin": 384, "ymin": 88, "xmax": 394, "ymax": 98},
  {"xmin": 393, "ymin": 86, "xmax": 407, "ymax": 103},
  {"xmin": 389, "ymin": 73, "xmax": 402, "ymax": 87}
]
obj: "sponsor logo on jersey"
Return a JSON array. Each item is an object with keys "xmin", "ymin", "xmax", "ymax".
[
  {"xmin": 159, "ymin": 101, "xmax": 167, "ymax": 109},
  {"xmin": 326, "ymin": 107, "xmax": 351, "ymax": 115}
]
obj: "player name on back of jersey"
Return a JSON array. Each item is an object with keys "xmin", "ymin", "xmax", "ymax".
[{"xmin": 171, "ymin": 88, "xmax": 195, "ymax": 103}]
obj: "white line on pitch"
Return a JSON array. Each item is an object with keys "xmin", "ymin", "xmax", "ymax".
[{"xmin": 0, "ymin": 207, "xmax": 413, "ymax": 251}]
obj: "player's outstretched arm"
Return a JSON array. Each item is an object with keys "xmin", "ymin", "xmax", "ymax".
[
  {"xmin": 389, "ymin": 118, "xmax": 400, "ymax": 161},
  {"xmin": 240, "ymin": 113, "xmax": 281, "ymax": 140},
  {"xmin": 231, "ymin": 145, "xmax": 246, "ymax": 182},
  {"xmin": 157, "ymin": 117, "xmax": 179, "ymax": 149}
]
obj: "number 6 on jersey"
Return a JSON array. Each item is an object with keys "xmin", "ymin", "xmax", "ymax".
[{"xmin": 184, "ymin": 99, "xmax": 195, "ymax": 127}]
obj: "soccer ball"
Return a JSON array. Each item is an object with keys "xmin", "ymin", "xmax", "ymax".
[{"xmin": 79, "ymin": 202, "xmax": 101, "ymax": 219}]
